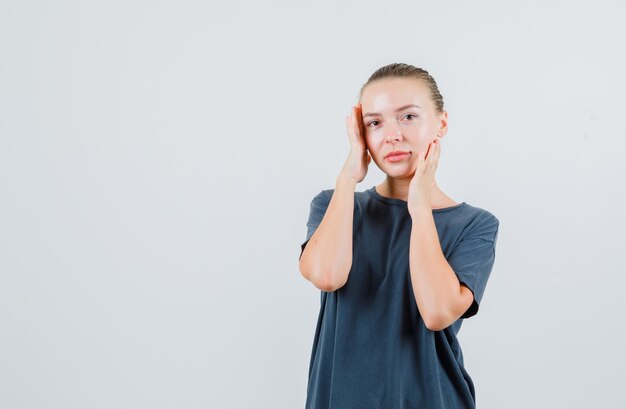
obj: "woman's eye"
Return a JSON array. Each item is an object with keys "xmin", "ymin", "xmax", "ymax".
[
  {"xmin": 367, "ymin": 120, "xmax": 379, "ymax": 127},
  {"xmin": 404, "ymin": 114, "xmax": 417, "ymax": 120}
]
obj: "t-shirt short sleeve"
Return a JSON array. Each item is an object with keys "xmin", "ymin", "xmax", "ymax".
[
  {"xmin": 300, "ymin": 190, "xmax": 331, "ymax": 260},
  {"xmin": 447, "ymin": 213, "xmax": 500, "ymax": 319}
]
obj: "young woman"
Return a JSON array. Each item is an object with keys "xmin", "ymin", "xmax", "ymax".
[{"xmin": 298, "ymin": 63, "xmax": 500, "ymax": 408}]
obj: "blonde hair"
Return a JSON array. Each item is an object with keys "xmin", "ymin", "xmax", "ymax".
[{"xmin": 359, "ymin": 63, "xmax": 445, "ymax": 114}]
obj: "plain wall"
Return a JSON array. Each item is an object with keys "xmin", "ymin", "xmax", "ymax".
[{"xmin": 1, "ymin": 0, "xmax": 625, "ymax": 408}]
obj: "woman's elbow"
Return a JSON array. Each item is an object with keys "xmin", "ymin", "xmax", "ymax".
[
  {"xmin": 299, "ymin": 261, "xmax": 348, "ymax": 292},
  {"xmin": 423, "ymin": 310, "xmax": 457, "ymax": 332},
  {"xmin": 312, "ymin": 276, "xmax": 343, "ymax": 292},
  {"xmin": 423, "ymin": 316, "xmax": 447, "ymax": 332}
]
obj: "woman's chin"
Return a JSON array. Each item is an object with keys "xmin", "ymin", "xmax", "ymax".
[{"xmin": 382, "ymin": 166, "xmax": 416, "ymax": 179}]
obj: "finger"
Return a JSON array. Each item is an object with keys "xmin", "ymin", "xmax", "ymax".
[
  {"xmin": 429, "ymin": 141, "xmax": 440, "ymax": 171},
  {"xmin": 416, "ymin": 149, "xmax": 425, "ymax": 166},
  {"xmin": 353, "ymin": 106, "xmax": 362, "ymax": 140},
  {"xmin": 428, "ymin": 141, "xmax": 439, "ymax": 168},
  {"xmin": 423, "ymin": 142, "xmax": 436, "ymax": 173},
  {"xmin": 345, "ymin": 116, "xmax": 355, "ymax": 143},
  {"xmin": 430, "ymin": 139, "xmax": 440, "ymax": 159},
  {"xmin": 415, "ymin": 151, "xmax": 425, "ymax": 177},
  {"xmin": 356, "ymin": 104, "xmax": 363, "ymax": 138},
  {"xmin": 424, "ymin": 142, "xmax": 433, "ymax": 160},
  {"xmin": 430, "ymin": 140, "xmax": 437, "ymax": 158}
]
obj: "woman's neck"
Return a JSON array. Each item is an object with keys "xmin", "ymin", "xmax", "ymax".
[{"xmin": 376, "ymin": 177, "xmax": 458, "ymax": 208}]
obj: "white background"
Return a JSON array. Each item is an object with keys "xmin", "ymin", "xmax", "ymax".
[{"xmin": 1, "ymin": 1, "xmax": 625, "ymax": 408}]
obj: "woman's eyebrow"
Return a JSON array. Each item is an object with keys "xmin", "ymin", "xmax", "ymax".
[{"xmin": 363, "ymin": 104, "xmax": 422, "ymax": 118}]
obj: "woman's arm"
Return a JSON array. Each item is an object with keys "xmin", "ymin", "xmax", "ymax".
[
  {"xmin": 409, "ymin": 208, "xmax": 474, "ymax": 331},
  {"xmin": 299, "ymin": 103, "xmax": 369, "ymax": 292},
  {"xmin": 299, "ymin": 172, "xmax": 356, "ymax": 292},
  {"xmin": 406, "ymin": 138, "xmax": 473, "ymax": 331}
]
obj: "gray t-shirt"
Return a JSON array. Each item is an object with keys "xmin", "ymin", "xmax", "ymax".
[{"xmin": 299, "ymin": 186, "xmax": 500, "ymax": 409}]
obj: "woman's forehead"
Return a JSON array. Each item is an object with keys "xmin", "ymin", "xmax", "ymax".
[{"xmin": 361, "ymin": 79, "xmax": 432, "ymax": 113}]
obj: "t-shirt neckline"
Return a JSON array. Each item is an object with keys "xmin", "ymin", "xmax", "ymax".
[{"xmin": 367, "ymin": 186, "xmax": 467, "ymax": 212}]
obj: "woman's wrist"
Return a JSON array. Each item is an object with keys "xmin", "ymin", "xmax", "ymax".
[{"xmin": 336, "ymin": 172, "xmax": 358, "ymax": 189}]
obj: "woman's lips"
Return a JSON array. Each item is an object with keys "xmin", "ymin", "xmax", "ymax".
[{"xmin": 385, "ymin": 151, "xmax": 411, "ymax": 162}]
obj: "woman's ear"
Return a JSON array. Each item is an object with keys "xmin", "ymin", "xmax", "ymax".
[{"xmin": 437, "ymin": 111, "xmax": 449, "ymax": 139}]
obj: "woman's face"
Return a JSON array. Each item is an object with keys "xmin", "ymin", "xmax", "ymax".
[{"xmin": 359, "ymin": 78, "xmax": 448, "ymax": 178}]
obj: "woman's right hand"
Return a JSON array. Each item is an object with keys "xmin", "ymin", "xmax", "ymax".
[{"xmin": 340, "ymin": 103, "xmax": 371, "ymax": 183}]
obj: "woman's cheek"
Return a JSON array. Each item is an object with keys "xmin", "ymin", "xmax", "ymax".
[
  {"xmin": 415, "ymin": 136, "xmax": 433, "ymax": 154},
  {"xmin": 367, "ymin": 133, "xmax": 385, "ymax": 147}
]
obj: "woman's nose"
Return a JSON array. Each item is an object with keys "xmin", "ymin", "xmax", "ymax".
[
  {"xmin": 385, "ymin": 132, "xmax": 402, "ymax": 143},
  {"xmin": 384, "ymin": 123, "xmax": 402, "ymax": 143}
]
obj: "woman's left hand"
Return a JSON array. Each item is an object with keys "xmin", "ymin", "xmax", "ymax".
[{"xmin": 408, "ymin": 137, "xmax": 441, "ymax": 215}]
